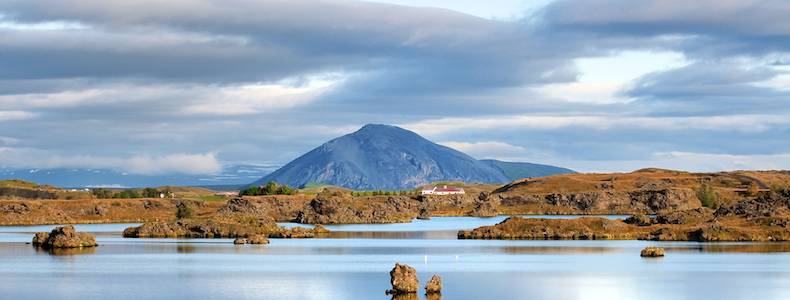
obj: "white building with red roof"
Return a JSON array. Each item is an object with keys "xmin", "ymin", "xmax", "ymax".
[{"xmin": 421, "ymin": 185, "xmax": 465, "ymax": 195}]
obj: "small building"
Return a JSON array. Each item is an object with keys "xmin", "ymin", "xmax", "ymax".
[{"xmin": 421, "ymin": 185, "xmax": 465, "ymax": 195}]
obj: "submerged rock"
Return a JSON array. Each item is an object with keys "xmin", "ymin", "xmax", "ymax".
[
  {"xmin": 425, "ymin": 274, "xmax": 442, "ymax": 294},
  {"xmin": 640, "ymin": 246, "xmax": 665, "ymax": 257},
  {"xmin": 32, "ymin": 225, "xmax": 97, "ymax": 249},
  {"xmin": 386, "ymin": 263, "xmax": 419, "ymax": 295},
  {"xmin": 234, "ymin": 234, "xmax": 269, "ymax": 245}
]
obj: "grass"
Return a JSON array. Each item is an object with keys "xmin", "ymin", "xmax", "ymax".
[
  {"xmin": 197, "ymin": 195, "xmax": 228, "ymax": 202},
  {"xmin": 0, "ymin": 179, "xmax": 41, "ymax": 189}
]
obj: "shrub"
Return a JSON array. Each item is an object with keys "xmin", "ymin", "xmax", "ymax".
[
  {"xmin": 238, "ymin": 182, "xmax": 295, "ymax": 196},
  {"xmin": 175, "ymin": 202, "xmax": 194, "ymax": 219},
  {"xmin": 91, "ymin": 188, "xmax": 113, "ymax": 199},
  {"xmin": 696, "ymin": 183, "xmax": 719, "ymax": 208},
  {"xmin": 142, "ymin": 187, "xmax": 160, "ymax": 198},
  {"xmin": 113, "ymin": 189, "xmax": 141, "ymax": 199}
]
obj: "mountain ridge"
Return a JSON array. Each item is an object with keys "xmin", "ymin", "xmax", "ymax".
[{"xmin": 254, "ymin": 124, "xmax": 573, "ymax": 189}]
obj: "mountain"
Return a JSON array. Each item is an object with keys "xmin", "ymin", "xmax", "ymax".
[
  {"xmin": 0, "ymin": 164, "xmax": 277, "ymax": 188},
  {"xmin": 480, "ymin": 159, "xmax": 575, "ymax": 181},
  {"xmin": 254, "ymin": 124, "xmax": 573, "ymax": 190}
]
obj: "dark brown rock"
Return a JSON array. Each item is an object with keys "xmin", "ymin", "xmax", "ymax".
[
  {"xmin": 656, "ymin": 208, "xmax": 714, "ymax": 224},
  {"xmin": 624, "ymin": 214, "xmax": 653, "ymax": 226},
  {"xmin": 32, "ymin": 225, "xmax": 97, "ymax": 248},
  {"xmin": 425, "ymin": 274, "xmax": 442, "ymax": 294},
  {"xmin": 640, "ymin": 246, "xmax": 665, "ymax": 257},
  {"xmin": 386, "ymin": 263, "xmax": 419, "ymax": 295}
]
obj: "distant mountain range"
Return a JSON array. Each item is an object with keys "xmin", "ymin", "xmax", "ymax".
[
  {"xmin": 254, "ymin": 124, "xmax": 574, "ymax": 190},
  {"xmin": 0, "ymin": 164, "xmax": 277, "ymax": 189},
  {"xmin": 1, "ymin": 124, "xmax": 574, "ymax": 190}
]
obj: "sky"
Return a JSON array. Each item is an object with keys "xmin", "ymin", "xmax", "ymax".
[{"xmin": 1, "ymin": 0, "xmax": 789, "ymax": 175}]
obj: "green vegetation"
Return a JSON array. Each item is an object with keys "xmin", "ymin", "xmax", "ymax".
[
  {"xmin": 91, "ymin": 188, "xmax": 114, "ymax": 199},
  {"xmin": 198, "ymin": 194, "xmax": 227, "ymax": 202},
  {"xmin": 113, "ymin": 189, "xmax": 141, "ymax": 199},
  {"xmin": 0, "ymin": 179, "xmax": 40, "ymax": 189},
  {"xmin": 239, "ymin": 182, "xmax": 295, "ymax": 196},
  {"xmin": 696, "ymin": 183, "xmax": 719, "ymax": 208},
  {"xmin": 92, "ymin": 187, "xmax": 170, "ymax": 199},
  {"xmin": 175, "ymin": 202, "xmax": 194, "ymax": 219}
]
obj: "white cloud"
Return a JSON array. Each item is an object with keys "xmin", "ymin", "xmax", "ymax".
[
  {"xmin": 181, "ymin": 76, "xmax": 340, "ymax": 115},
  {"xmin": 0, "ymin": 76, "xmax": 340, "ymax": 115},
  {"xmin": 0, "ymin": 110, "xmax": 37, "ymax": 121},
  {"xmin": 536, "ymin": 50, "xmax": 690, "ymax": 104},
  {"xmin": 403, "ymin": 114, "xmax": 789, "ymax": 136},
  {"xmin": 0, "ymin": 147, "xmax": 221, "ymax": 175}
]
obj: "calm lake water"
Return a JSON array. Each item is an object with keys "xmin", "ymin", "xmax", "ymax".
[{"xmin": 1, "ymin": 216, "xmax": 790, "ymax": 300}]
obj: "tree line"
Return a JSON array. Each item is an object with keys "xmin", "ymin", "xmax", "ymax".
[
  {"xmin": 238, "ymin": 182, "xmax": 295, "ymax": 196},
  {"xmin": 92, "ymin": 187, "xmax": 168, "ymax": 199}
]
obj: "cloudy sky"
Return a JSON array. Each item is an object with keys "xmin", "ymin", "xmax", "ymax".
[{"xmin": 1, "ymin": 0, "xmax": 789, "ymax": 175}]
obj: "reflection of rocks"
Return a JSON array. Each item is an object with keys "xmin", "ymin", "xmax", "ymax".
[
  {"xmin": 386, "ymin": 263, "xmax": 419, "ymax": 295},
  {"xmin": 640, "ymin": 246, "xmax": 665, "ymax": 257},
  {"xmin": 425, "ymin": 274, "xmax": 442, "ymax": 294},
  {"xmin": 425, "ymin": 293, "xmax": 442, "ymax": 300},
  {"xmin": 32, "ymin": 225, "xmax": 97, "ymax": 249},
  {"xmin": 35, "ymin": 246, "xmax": 97, "ymax": 255},
  {"xmin": 390, "ymin": 294, "xmax": 418, "ymax": 300}
]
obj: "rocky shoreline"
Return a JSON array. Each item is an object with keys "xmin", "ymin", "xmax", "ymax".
[
  {"xmin": 3, "ymin": 170, "xmax": 790, "ymax": 242},
  {"xmin": 459, "ymin": 188, "xmax": 790, "ymax": 242}
]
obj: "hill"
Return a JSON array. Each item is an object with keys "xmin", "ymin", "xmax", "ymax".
[
  {"xmin": 253, "ymin": 124, "xmax": 573, "ymax": 190},
  {"xmin": 480, "ymin": 159, "xmax": 575, "ymax": 181}
]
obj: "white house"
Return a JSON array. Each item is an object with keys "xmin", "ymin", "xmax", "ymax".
[{"xmin": 421, "ymin": 185, "xmax": 465, "ymax": 195}]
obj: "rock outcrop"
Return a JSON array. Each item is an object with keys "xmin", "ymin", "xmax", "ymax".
[
  {"xmin": 425, "ymin": 274, "xmax": 442, "ymax": 294},
  {"xmin": 640, "ymin": 246, "xmax": 665, "ymax": 257},
  {"xmin": 624, "ymin": 214, "xmax": 654, "ymax": 226},
  {"xmin": 656, "ymin": 207, "xmax": 714, "ymax": 224},
  {"xmin": 32, "ymin": 225, "xmax": 97, "ymax": 249},
  {"xmin": 294, "ymin": 190, "xmax": 418, "ymax": 224},
  {"xmin": 386, "ymin": 263, "xmax": 419, "ymax": 295},
  {"xmin": 122, "ymin": 218, "xmax": 319, "ymax": 239},
  {"xmin": 458, "ymin": 217, "xmax": 639, "ymax": 240}
]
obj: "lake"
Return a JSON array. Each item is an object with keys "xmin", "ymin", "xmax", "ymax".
[{"xmin": 1, "ymin": 216, "xmax": 790, "ymax": 300}]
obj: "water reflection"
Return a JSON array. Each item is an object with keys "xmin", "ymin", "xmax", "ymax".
[
  {"xmin": 176, "ymin": 244, "xmax": 197, "ymax": 253},
  {"xmin": 33, "ymin": 246, "xmax": 97, "ymax": 256},
  {"xmin": 2, "ymin": 219, "xmax": 790, "ymax": 300}
]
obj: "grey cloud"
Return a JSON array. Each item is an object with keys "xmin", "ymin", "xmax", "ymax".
[
  {"xmin": 624, "ymin": 62, "xmax": 790, "ymax": 115},
  {"xmin": 538, "ymin": 0, "xmax": 790, "ymax": 57}
]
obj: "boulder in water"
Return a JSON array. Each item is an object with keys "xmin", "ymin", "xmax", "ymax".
[
  {"xmin": 425, "ymin": 274, "xmax": 442, "ymax": 294},
  {"xmin": 32, "ymin": 225, "xmax": 97, "ymax": 249},
  {"xmin": 640, "ymin": 246, "xmax": 665, "ymax": 257},
  {"xmin": 386, "ymin": 263, "xmax": 419, "ymax": 295}
]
